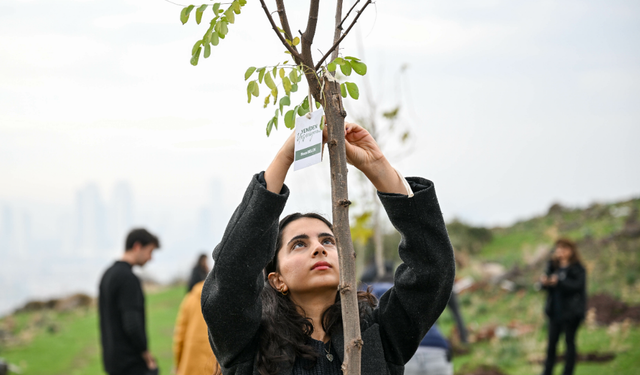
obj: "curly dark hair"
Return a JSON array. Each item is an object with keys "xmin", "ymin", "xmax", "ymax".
[{"xmin": 256, "ymin": 212, "xmax": 377, "ymax": 375}]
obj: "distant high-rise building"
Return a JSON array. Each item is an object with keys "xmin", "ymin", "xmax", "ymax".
[
  {"xmin": 0, "ymin": 206, "xmax": 12, "ymax": 255},
  {"xmin": 110, "ymin": 181, "xmax": 134, "ymax": 251},
  {"xmin": 75, "ymin": 183, "xmax": 108, "ymax": 256}
]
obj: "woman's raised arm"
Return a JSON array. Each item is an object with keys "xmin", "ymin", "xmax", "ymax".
[{"xmin": 264, "ymin": 131, "xmax": 295, "ymax": 194}]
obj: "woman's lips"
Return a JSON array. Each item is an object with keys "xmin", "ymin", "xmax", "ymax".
[{"xmin": 311, "ymin": 261, "xmax": 332, "ymax": 270}]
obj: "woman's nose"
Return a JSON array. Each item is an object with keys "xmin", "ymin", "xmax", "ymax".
[{"xmin": 312, "ymin": 243, "xmax": 327, "ymax": 256}]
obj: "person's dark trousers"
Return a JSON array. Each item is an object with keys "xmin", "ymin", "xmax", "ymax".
[
  {"xmin": 542, "ymin": 318, "xmax": 581, "ymax": 375},
  {"xmin": 447, "ymin": 292, "xmax": 469, "ymax": 344},
  {"xmin": 108, "ymin": 364, "xmax": 156, "ymax": 375}
]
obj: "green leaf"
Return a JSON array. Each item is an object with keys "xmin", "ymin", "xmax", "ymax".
[
  {"xmin": 191, "ymin": 40, "xmax": 202, "ymax": 55},
  {"xmin": 225, "ymin": 7, "xmax": 235, "ymax": 24},
  {"xmin": 247, "ymin": 81, "xmax": 255, "ymax": 103},
  {"xmin": 219, "ymin": 20, "xmax": 228, "ymax": 37},
  {"xmin": 340, "ymin": 62, "xmax": 352, "ymax": 76},
  {"xmin": 315, "ymin": 101, "xmax": 321, "ymax": 109},
  {"xmin": 345, "ymin": 56, "xmax": 361, "ymax": 62},
  {"xmin": 266, "ymin": 118, "xmax": 274, "ymax": 137},
  {"xmin": 258, "ymin": 67, "xmax": 266, "ymax": 83},
  {"xmin": 203, "ymin": 26, "xmax": 213, "ymax": 44},
  {"xmin": 292, "ymin": 37, "xmax": 300, "ymax": 46},
  {"xmin": 180, "ymin": 5, "xmax": 195, "ymax": 25},
  {"xmin": 319, "ymin": 115, "xmax": 325, "ymax": 130},
  {"xmin": 264, "ymin": 71, "xmax": 276, "ymax": 90},
  {"xmin": 196, "ymin": 4, "xmax": 207, "ymax": 24},
  {"xmin": 340, "ymin": 83, "xmax": 347, "ymax": 98},
  {"xmin": 252, "ymin": 80, "xmax": 260, "ymax": 97},
  {"xmin": 272, "ymin": 90, "xmax": 278, "ymax": 105},
  {"xmin": 350, "ymin": 61, "xmax": 367, "ymax": 75},
  {"xmin": 285, "ymin": 110, "xmax": 296, "ymax": 129},
  {"xmin": 212, "ymin": 3, "xmax": 221, "ymax": 14},
  {"xmin": 289, "ymin": 69, "xmax": 298, "ymax": 83},
  {"xmin": 282, "ymin": 77, "xmax": 292, "ymax": 95},
  {"xmin": 301, "ymin": 97, "xmax": 309, "ymax": 109},
  {"xmin": 239, "ymin": 0, "xmax": 247, "ymax": 7},
  {"xmin": 263, "ymin": 94, "xmax": 270, "ymax": 108},
  {"xmin": 346, "ymin": 82, "xmax": 359, "ymax": 99},
  {"xmin": 279, "ymin": 96, "xmax": 290, "ymax": 113},
  {"xmin": 234, "ymin": 0, "xmax": 242, "ymax": 14},
  {"xmin": 279, "ymin": 68, "xmax": 285, "ymax": 79},
  {"xmin": 244, "ymin": 67, "xmax": 256, "ymax": 81},
  {"xmin": 327, "ymin": 62, "xmax": 337, "ymax": 72},
  {"xmin": 270, "ymin": 66, "xmax": 276, "ymax": 77},
  {"xmin": 297, "ymin": 105, "xmax": 309, "ymax": 116},
  {"xmin": 190, "ymin": 46, "xmax": 202, "ymax": 66},
  {"xmin": 333, "ymin": 57, "xmax": 345, "ymax": 65},
  {"xmin": 204, "ymin": 43, "xmax": 211, "ymax": 58},
  {"xmin": 271, "ymin": 86, "xmax": 278, "ymax": 98},
  {"xmin": 211, "ymin": 31, "xmax": 219, "ymax": 46},
  {"xmin": 273, "ymin": 113, "xmax": 278, "ymax": 130},
  {"xmin": 291, "ymin": 83, "xmax": 298, "ymax": 93}
]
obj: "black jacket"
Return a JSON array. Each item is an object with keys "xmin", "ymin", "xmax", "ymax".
[
  {"xmin": 99, "ymin": 261, "xmax": 148, "ymax": 375},
  {"xmin": 201, "ymin": 172, "xmax": 456, "ymax": 375},
  {"xmin": 543, "ymin": 261, "xmax": 587, "ymax": 321}
]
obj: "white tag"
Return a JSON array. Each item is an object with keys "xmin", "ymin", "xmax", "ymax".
[{"xmin": 294, "ymin": 109, "xmax": 324, "ymax": 171}]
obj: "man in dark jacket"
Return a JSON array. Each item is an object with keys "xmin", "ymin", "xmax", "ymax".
[{"xmin": 99, "ymin": 228, "xmax": 160, "ymax": 375}]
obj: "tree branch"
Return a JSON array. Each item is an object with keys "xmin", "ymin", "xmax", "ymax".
[
  {"xmin": 301, "ymin": 0, "xmax": 320, "ymax": 66},
  {"xmin": 259, "ymin": 0, "xmax": 302, "ymax": 62},
  {"xmin": 314, "ymin": 0, "xmax": 372, "ymax": 71},
  {"xmin": 331, "ymin": 0, "xmax": 344, "ymax": 65},
  {"xmin": 338, "ymin": 0, "xmax": 360, "ymax": 31},
  {"xmin": 275, "ymin": 0, "xmax": 296, "ymax": 47}
]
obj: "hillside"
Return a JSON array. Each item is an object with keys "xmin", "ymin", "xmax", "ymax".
[
  {"xmin": 443, "ymin": 197, "xmax": 640, "ymax": 374},
  {"xmin": 1, "ymin": 197, "xmax": 639, "ymax": 374}
]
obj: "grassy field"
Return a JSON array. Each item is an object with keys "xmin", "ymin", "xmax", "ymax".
[
  {"xmin": 2, "ymin": 198, "xmax": 639, "ymax": 374},
  {"xmin": 0, "ymin": 286, "xmax": 184, "ymax": 375}
]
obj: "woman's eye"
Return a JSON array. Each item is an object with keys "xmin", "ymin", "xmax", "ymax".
[
  {"xmin": 292, "ymin": 241, "xmax": 305, "ymax": 250},
  {"xmin": 322, "ymin": 238, "xmax": 335, "ymax": 245}
]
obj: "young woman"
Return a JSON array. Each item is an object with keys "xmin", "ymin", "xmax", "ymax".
[
  {"xmin": 540, "ymin": 239, "xmax": 587, "ymax": 375},
  {"xmin": 201, "ymin": 123, "xmax": 455, "ymax": 375}
]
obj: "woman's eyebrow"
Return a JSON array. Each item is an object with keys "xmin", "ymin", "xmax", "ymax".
[
  {"xmin": 318, "ymin": 233, "xmax": 335, "ymax": 239},
  {"xmin": 287, "ymin": 234, "xmax": 309, "ymax": 246}
]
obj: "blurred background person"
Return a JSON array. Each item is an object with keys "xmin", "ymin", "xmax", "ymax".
[
  {"xmin": 370, "ymin": 281, "xmax": 453, "ymax": 375},
  {"xmin": 99, "ymin": 228, "xmax": 161, "ymax": 375},
  {"xmin": 539, "ymin": 238, "xmax": 587, "ymax": 375},
  {"xmin": 187, "ymin": 253, "xmax": 210, "ymax": 293},
  {"xmin": 173, "ymin": 280, "xmax": 217, "ymax": 375}
]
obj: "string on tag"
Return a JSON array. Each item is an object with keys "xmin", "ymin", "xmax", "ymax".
[{"xmin": 306, "ymin": 86, "xmax": 313, "ymax": 119}]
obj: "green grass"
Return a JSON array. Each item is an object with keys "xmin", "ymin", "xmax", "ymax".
[
  {"xmin": 437, "ymin": 289, "xmax": 640, "ymax": 374},
  {"xmin": 0, "ymin": 286, "xmax": 184, "ymax": 375}
]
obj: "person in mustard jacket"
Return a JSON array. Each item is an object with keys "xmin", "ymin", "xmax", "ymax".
[{"xmin": 173, "ymin": 280, "xmax": 218, "ymax": 375}]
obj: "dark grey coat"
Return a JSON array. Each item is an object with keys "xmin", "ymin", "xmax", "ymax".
[{"xmin": 201, "ymin": 172, "xmax": 455, "ymax": 375}]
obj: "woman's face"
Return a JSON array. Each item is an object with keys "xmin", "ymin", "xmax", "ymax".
[
  {"xmin": 555, "ymin": 245, "xmax": 572, "ymax": 262},
  {"xmin": 270, "ymin": 217, "xmax": 340, "ymax": 295}
]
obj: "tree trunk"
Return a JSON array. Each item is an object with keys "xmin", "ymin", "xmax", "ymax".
[{"xmin": 322, "ymin": 73, "xmax": 362, "ymax": 375}]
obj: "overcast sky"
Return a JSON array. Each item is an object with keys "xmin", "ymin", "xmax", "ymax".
[{"xmin": 1, "ymin": 0, "xmax": 639, "ymax": 227}]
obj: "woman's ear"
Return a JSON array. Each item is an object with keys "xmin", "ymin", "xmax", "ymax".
[{"xmin": 268, "ymin": 272, "xmax": 287, "ymax": 293}]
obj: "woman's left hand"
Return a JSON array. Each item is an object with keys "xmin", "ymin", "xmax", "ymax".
[
  {"xmin": 343, "ymin": 122, "xmax": 385, "ymax": 172},
  {"xmin": 333, "ymin": 122, "xmax": 407, "ymax": 195}
]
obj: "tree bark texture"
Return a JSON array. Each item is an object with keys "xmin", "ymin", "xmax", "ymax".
[{"xmin": 322, "ymin": 73, "xmax": 363, "ymax": 375}]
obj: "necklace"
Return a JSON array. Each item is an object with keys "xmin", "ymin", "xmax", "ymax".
[{"xmin": 324, "ymin": 341, "xmax": 334, "ymax": 362}]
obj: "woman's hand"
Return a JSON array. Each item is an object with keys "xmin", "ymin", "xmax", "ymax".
[
  {"xmin": 343, "ymin": 122, "xmax": 385, "ymax": 171},
  {"xmin": 342, "ymin": 122, "xmax": 407, "ymax": 195}
]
